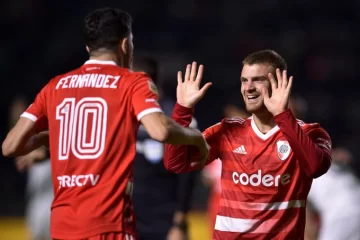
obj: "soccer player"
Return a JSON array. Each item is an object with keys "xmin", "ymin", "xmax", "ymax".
[
  {"xmin": 2, "ymin": 8, "xmax": 208, "ymax": 240},
  {"xmin": 132, "ymin": 56, "xmax": 198, "ymax": 240},
  {"xmin": 164, "ymin": 50, "xmax": 332, "ymax": 239}
]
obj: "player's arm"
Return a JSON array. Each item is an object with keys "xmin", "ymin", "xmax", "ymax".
[
  {"xmin": 2, "ymin": 85, "xmax": 49, "ymax": 158},
  {"xmin": 163, "ymin": 103, "xmax": 222, "ymax": 173},
  {"xmin": 131, "ymin": 75, "xmax": 208, "ymax": 164},
  {"xmin": 140, "ymin": 112, "xmax": 205, "ymax": 146},
  {"xmin": 274, "ymin": 109, "xmax": 332, "ymax": 178},
  {"xmin": 2, "ymin": 119, "xmax": 49, "ymax": 157}
]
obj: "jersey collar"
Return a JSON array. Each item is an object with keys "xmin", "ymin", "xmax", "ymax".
[
  {"xmin": 250, "ymin": 117, "xmax": 280, "ymax": 140},
  {"xmin": 84, "ymin": 59, "xmax": 117, "ymax": 66}
]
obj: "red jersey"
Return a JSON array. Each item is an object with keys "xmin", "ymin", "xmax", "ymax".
[
  {"xmin": 164, "ymin": 104, "xmax": 332, "ymax": 240},
  {"xmin": 21, "ymin": 60, "xmax": 162, "ymax": 239}
]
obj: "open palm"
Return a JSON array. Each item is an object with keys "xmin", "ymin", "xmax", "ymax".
[
  {"xmin": 263, "ymin": 68, "xmax": 293, "ymax": 116},
  {"xmin": 177, "ymin": 62, "xmax": 212, "ymax": 108}
]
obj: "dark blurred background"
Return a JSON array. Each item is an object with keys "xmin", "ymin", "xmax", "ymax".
[{"xmin": 0, "ymin": 0, "xmax": 359, "ymax": 238}]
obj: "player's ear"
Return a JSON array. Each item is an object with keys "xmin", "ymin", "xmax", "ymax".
[
  {"xmin": 86, "ymin": 46, "xmax": 90, "ymax": 53},
  {"xmin": 120, "ymin": 37, "xmax": 129, "ymax": 55}
]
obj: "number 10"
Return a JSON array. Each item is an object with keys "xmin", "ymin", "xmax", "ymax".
[{"xmin": 56, "ymin": 97, "xmax": 108, "ymax": 160}]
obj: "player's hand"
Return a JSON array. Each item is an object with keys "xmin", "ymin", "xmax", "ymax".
[
  {"xmin": 14, "ymin": 148, "xmax": 46, "ymax": 172},
  {"xmin": 263, "ymin": 68, "xmax": 293, "ymax": 116},
  {"xmin": 190, "ymin": 132, "xmax": 210, "ymax": 169},
  {"xmin": 176, "ymin": 62, "xmax": 212, "ymax": 108},
  {"xmin": 15, "ymin": 154, "xmax": 36, "ymax": 172},
  {"xmin": 167, "ymin": 226, "xmax": 188, "ymax": 240}
]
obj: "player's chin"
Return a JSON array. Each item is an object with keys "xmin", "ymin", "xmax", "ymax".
[{"xmin": 245, "ymin": 103, "xmax": 262, "ymax": 113}]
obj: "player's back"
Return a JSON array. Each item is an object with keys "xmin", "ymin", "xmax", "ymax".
[{"xmin": 43, "ymin": 60, "xmax": 159, "ymax": 239}]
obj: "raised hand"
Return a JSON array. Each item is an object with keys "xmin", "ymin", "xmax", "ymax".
[
  {"xmin": 176, "ymin": 62, "xmax": 212, "ymax": 108},
  {"xmin": 263, "ymin": 68, "xmax": 293, "ymax": 116}
]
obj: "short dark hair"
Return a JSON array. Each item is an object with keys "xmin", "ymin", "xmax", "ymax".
[
  {"xmin": 84, "ymin": 8, "xmax": 133, "ymax": 53},
  {"xmin": 133, "ymin": 56, "xmax": 158, "ymax": 83},
  {"xmin": 242, "ymin": 50, "xmax": 287, "ymax": 71}
]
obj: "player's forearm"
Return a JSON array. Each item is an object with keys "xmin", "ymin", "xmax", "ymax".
[
  {"xmin": 163, "ymin": 103, "xmax": 200, "ymax": 173},
  {"xmin": 18, "ymin": 131, "xmax": 49, "ymax": 156},
  {"xmin": 164, "ymin": 118, "xmax": 202, "ymax": 145},
  {"xmin": 274, "ymin": 109, "xmax": 332, "ymax": 177}
]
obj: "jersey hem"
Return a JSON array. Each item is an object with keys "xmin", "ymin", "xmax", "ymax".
[
  {"xmin": 51, "ymin": 224, "xmax": 136, "ymax": 239},
  {"xmin": 20, "ymin": 112, "xmax": 37, "ymax": 122},
  {"xmin": 137, "ymin": 108, "xmax": 162, "ymax": 120}
]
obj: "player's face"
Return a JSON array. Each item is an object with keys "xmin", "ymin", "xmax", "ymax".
[{"xmin": 240, "ymin": 64, "xmax": 273, "ymax": 113}]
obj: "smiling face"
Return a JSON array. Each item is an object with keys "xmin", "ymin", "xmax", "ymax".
[{"xmin": 240, "ymin": 63, "xmax": 274, "ymax": 114}]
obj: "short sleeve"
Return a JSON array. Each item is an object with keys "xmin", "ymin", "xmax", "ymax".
[
  {"xmin": 131, "ymin": 76, "xmax": 163, "ymax": 120},
  {"xmin": 21, "ymin": 84, "xmax": 48, "ymax": 122}
]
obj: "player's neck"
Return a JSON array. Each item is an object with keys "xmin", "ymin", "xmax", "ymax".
[
  {"xmin": 251, "ymin": 111, "xmax": 277, "ymax": 134},
  {"xmin": 89, "ymin": 51, "xmax": 128, "ymax": 68}
]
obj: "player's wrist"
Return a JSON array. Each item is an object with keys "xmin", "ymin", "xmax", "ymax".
[
  {"xmin": 272, "ymin": 108, "xmax": 291, "ymax": 117},
  {"xmin": 176, "ymin": 101, "xmax": 195, "ymax": 109},
  {"xmin": 174, "ymin": 103, "xmax": 195, "ymax": 116}
]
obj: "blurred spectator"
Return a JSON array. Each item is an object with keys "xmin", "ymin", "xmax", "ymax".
[
  {"xmin": 132, "ymin": 56, "xmax": 198, "ymax": 240},
  {"xmin": 9, "ymin": 97, "xmax": 52, "ymax": 240},
  {"xmin": 305, "ymin": 147, "xmax": 360, "ymax": 240}
]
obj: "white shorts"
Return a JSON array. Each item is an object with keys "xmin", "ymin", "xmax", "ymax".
[{"xmin": 318, "ymin": 215, "xmax": 360, "ymax": 240}]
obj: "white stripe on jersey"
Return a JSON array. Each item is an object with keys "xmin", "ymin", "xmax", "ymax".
[
  {"xmin": 215, "ymin": 200, "xmax": 305, "ymax": 233},
  {"xmin": 215, "ymin": 215, "xmax": 277, "ymax": 233},
  {"xmin": 221, "ymin": 199, "xmax": 305, "ymax": 211}
]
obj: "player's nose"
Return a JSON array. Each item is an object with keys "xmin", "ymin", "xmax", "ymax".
[{"xmin": 243, "ymin": 81, "xmax": 256, "ymax": 92}]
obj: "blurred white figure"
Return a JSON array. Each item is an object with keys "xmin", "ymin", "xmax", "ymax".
[
  {"xmin": 22, "ymin": 156, "xmax": 52, "ymax": 240},
  {"xmin": 306, "ymin": 147, "xmax": 360, "ymax": 240}
]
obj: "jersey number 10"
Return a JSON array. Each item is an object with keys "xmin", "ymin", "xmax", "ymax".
[{"xmin": 56, "ymin": 97, "xmax": 108, "ymax": 160}]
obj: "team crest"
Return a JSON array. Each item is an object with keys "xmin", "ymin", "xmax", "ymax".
[
  {"xmin": 148, "ymin": 81, "xmax": 159, "ymax": 95},
  {"xmin": 276, "ymin": 140, "xmax": 291, "ymax": 161}
]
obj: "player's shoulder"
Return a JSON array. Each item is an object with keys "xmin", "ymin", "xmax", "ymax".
[
  {"xmin": 221, "ymin": 117, "xmax": 251, "ymax": 129},
  {"xmin": 203, "ymin": 117, "xmax": 250, "ymax": 133},
  {"xmin": 127, "ymin": 70, "xmax": 158, "ymax": 93},
  {"xmin": 46, "ymin": 67, "xmax": 82, "ymax": 87},
  {"xmin": 126, "ymin": 71, "xmax": 152, "ymax": 83}
]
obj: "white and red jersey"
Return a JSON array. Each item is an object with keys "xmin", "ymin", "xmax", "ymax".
[
  {"xmin": 21, "ymin": 60, "xmax": 162, "ymax": 239},
  {"xmin": 164, "ymin": 104, "xmax": 332, "ymax": 240}
]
